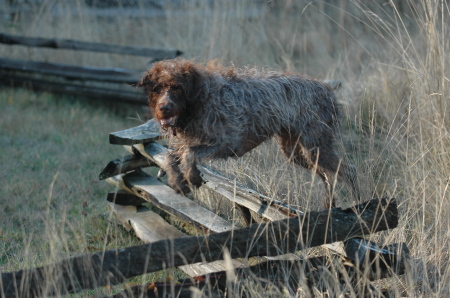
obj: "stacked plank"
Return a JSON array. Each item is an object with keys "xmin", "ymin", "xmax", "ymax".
[{"xmin": 98, "ymin": 119, "xmax": 409, "ymax": 297}]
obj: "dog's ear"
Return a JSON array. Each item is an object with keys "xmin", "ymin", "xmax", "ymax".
[
  {"xmin": 137, "ymin": 70, "xmax": 160, "ymax": 113},
  {"xmin": 174, "ymin": 61, "xmax": 204, "ymax": 104},
  {"xmin": 137, "ymin": 71, "xmax": 155, "ymax": 94}
]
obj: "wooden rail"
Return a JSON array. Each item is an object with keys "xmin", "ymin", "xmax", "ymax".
[
  {"xmin": 0, "ymin": 32, "xmax": 182, "ymax": 102},
  {"xmin": 0, "ymin": 33, "xmax": 182, "ymax": 58},
  {"xmin": 0, "ymin": 73, "xmax": 147, "ymax": 103},
  {"xmin": 0, "ymin": 58, "xmax": 142, "ymax": 84}
]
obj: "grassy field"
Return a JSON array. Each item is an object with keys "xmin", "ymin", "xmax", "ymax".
[{"xmin": 1, "ymin": 0, "xmax": 449, "ymax": 296}]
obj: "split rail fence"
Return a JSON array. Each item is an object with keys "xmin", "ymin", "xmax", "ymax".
[
  {"xmin": 1, "ymin": 119, "xmax": 409, "ymax": 297},
  {"xmin": 0, "ymin": 32, "xmax": 181, "ymax": 103}
]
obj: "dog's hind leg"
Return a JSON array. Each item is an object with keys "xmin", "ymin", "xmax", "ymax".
[
  {"xmin": 306, "ymin": 146, "xmax": 360, "ymax": 208},
  {"xmin": 278, "ymin": 131, "xmax": 335, "ymax": 208},
  {"xmin": 335, "ymin": 162, "xmax": 360, "ymax": 202},
  {"xmin": 277, "ymin": 129, "xmax": 360, "ymax": 208}
]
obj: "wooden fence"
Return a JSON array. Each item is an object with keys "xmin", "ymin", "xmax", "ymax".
[
  {"xmin": 0, "ymin": 33, "xmax": 182, "ymax": 103},
  {"xmin": 1, "ymin": 119, "xmax": 409, "ymax": 297}
]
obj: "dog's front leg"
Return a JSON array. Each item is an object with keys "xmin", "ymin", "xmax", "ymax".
[
  {"xmin": 179, "ymin": 148, "xmax": 203, "ymax": 188},
  {"xmin": 180, "ymin": 144, "xmax": 235, "ymax": 189},
  {"xmin": 164, "ymin": 151, "xmax": 191, "ymax": 194}
]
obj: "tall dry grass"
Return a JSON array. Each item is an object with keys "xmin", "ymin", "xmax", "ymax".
[{"xmin": 0, "ymin": 0, "xmax": 449, "ymax": 296}]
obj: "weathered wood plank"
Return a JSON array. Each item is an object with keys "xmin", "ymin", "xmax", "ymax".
[
  {"xmin": 99, "ymin": 154, "xmax": 154, "ymax": 180},
  {"xmin": 0, "ymin": 74, "xmax": 146, "ymax": 103},
  {"xmin": 0, "ymin": 33, "xmax": 182, "ymax": 58},
  {"xmin": 0, "ymin": 58, "xmax": 142, "ymax": 84},
  {"xmin": 0, "ymin": 198, "xmax": 398, "ymax": 297},
  {"xmin": 133, "ymin": 142, "xmax": 166, "ymax": 164},
  {"xmin": 107, "ymin": 174, "xmax": 132, "ymax": 193},
  {"xmin": 200, "ymin": 167, "xmax": 300, "ymax": 220},
  {"xmin": 107, "ymin": 172, "xmax": 233, "ymax": 234},
  {"xmin": 133, "ymin": 142, "xmax": 300, "ymax": 221},
  {"xmin": 109, "ymin": 119, "xmax": 164, "ymax": 145},
  {"xmin": 108, "ymin": 202, "xmax": 247, "ymax": 277},
  {"xmin": 123, "ymin": 172, "xmax": 234, "ymax": 234},
  {"xmin": 108, "ymin": 203, "xmax": 186, "ymax": 241}
]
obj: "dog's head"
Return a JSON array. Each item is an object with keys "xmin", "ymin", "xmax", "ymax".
[{"xmin": 138, "ymin": 59, "xmax": 202, "ymax": 131}]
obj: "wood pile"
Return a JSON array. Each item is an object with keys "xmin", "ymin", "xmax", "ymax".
[{"xmin": 98, "ymin": 119, "xmax": 409, "ymax": 297}]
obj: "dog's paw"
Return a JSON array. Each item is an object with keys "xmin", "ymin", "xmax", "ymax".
[
  {"xmin": 187, "ymin": 170, "xmax": 203, "ymax": 188},
  {"xmin": 171, "ymin": 180, "xmax": 191, "ymax": 195},
  {"xmin": 176, "ymin": 184, "xmax": 192, "ymax": 195},
  {"xmin": 168, "ymin": 174, "xmax": 191, "ymax": 195},
  {"xmin": 189, "ymin": 175, "xmax": 203, "ymax": 187}
]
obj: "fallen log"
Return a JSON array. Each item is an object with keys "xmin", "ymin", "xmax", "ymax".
[{"xmin": 0, "ymin": 198, "xmax": 397, "ymax": 297}]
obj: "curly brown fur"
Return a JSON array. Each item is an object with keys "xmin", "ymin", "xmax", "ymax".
[{"xmin": 138, "ymin": 58, "xmax": 360, "ymax": 208}]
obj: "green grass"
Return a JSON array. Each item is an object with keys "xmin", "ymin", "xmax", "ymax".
[
  {"xmin": 0, "ymin": 90, "xmax": 144, "ymax": 271},
  {"xmin": 1, "ymin": 0, "xmax": 450, "ymax": 296}
]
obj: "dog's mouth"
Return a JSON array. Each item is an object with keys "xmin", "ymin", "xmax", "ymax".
[
  {"xmin": 160, "ymin": 116, "xmax": 177, "ymax": 127},
  {"xmin": 159, "ymin": 116, "xmax": 178, "ymax": 136}
]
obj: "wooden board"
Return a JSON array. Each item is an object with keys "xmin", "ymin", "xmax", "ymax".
[
  {"xmin": 200, "ymin": 167, "xmax": 299, "ymax": 220},
  {"xmin": 0, "ymin": 33, "xmax": 182, "ymax": 58},
  {"xmin": 0, "ymin": 73, "xmax": 146, "ymax": 103},
  {"xmin": 99, "ymin": 154, "xmax": 154, "ymax": 180},
  {"xmin": 107, "ymin": 172, "xmax": 233, "ymax": 234},
  {"xmin": 108, "ymin": 203, "xmax": 185, "ymax": 241},
  {"xmin": 109, "ymin": 119, "xmax": 165, "ymax": 145},
  {"xmin": 0, "ymin": 58, "xmax": 142, "ymax": 84},
  {"xmin": 108, "ymin": 202, "xmax": 247, "ymax": 277}
]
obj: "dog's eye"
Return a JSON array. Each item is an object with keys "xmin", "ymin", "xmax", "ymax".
[{"xmin": 152, "ymin": 85, "xmax": 163, "ymax": 93}]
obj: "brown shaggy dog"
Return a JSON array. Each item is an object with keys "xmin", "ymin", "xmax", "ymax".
[{"xmin": 138, "ymin": 59, "xmax": 359, "ymax": 208}]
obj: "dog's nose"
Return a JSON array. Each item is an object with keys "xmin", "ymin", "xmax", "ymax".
[{"xmin": 159, "ymin": 104, "xmax": 172, "ymax": 114}]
